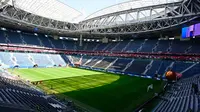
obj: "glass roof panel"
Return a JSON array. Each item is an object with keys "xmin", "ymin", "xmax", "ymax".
[
  {"xmin": 7, "ymin": 0, "xmax": 82, "ymax": 23},
  {"xmin": 85, "ymin": 0, "xmax": 182, "ymax": 20}
]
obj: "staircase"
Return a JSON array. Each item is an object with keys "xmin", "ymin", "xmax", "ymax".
[
  {"xmin": 27, "ymin": 54, "xmax": 35, "ymax": 64},
  {"xmin": 10, "ymin": 53, "xmax": 17, "ymax": 66},
  {"xmin": 93, "ymin": 44, "xmax": 100, "ymax": 51},
  {"xmin": 122, "ymin": 41, "xmax": 131, "ymax": 52},
  {"xmin": 152, "ymin": 40, "xmax": 159, "ymax": 53},
  {"xmin": 185, "ymin": 46, "xmax": 192, "ymax": 54},
  {"xmin": 83, "ymin": 57, "xmax": 93, "ymax": 66},
  {"xmin": 111, "ymin": 42, "xmax": 120, "ymax": 51},
  {"xmin": 4, "ymin": 32, "xmax": 11, "ymax": 44},
  {"xmin": 47, "ymin": 37, "xmax": 55, "ymax": 48},
  {"xmin": 92, "ymin": 58, "xmax": 104, "ymax": 68},
  {"xmin": 83, "ymin": 43, "xmax": 88, "ymax": 51},
  {"xmin": 163, "ymin": 62, "xmax": 175, "ymax": 77},
  {"xmin": 102, "ymin": 43, "xmax": 111, "ymax": 51},
  {"xmin": 123, "ymin": 59, "xmax": 134, "ymax": 72},
  {"xmin": 62, "ymin": 40, "xmax": 67, "ymax": 50},
  {"xmin": 143, "ymin": 60, "xmax": 154, "ymax": 75},
  {"xmin": 105, "ymin": 58, "xmax": 118, "ymax": 70},
  {"xmin": 167, "ymin": 40, "xmax": 173, "ymax": 53},
  {"xmin": 37, "ymin": 36, "xmax": 44, "ymax": 47},
  {"xmin": 19, "ymin": 33, "xmax": 27, "ymax": 45},
  {"xmin": 46, "ymin": 55, "xmax": 54, "ymax": 65},
  {"xmin": 137, "ymin": 39, "xmax": 147, "ymax": 52},
  {"xmin": 66, "ymin": 56, "xmax": 74, "ymax": 65},
  {"xmin": 74, "ymin": 42, "xmax": 77, "ymax": 51},
  {"xmin": 180, "ymin": 63, "xmax": 197, "ymax": 74}
]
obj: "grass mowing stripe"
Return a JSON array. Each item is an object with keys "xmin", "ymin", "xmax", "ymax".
[
  {"xmin": 10, "ymin": 70, "xmax": 44, "ymax": 81},
  {"xmin": 10, "ymin": 67, "xmax": 104, "ymax": 81},
  {"xmin": 10, "ymin": 67, "xmax": 164, "ymax": 112}
]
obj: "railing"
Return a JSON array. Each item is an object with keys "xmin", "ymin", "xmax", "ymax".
[{"xmin": 0, "ymin": 44, "xmax": 200, "ymax": 61}]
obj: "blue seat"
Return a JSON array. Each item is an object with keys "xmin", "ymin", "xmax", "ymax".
[
  {"xmin": 125, "ymin": 40, "xmax": 144, "ymax": 52},
  {"xmin": 125, "ymin": 59, "xmax": 150, "ymax": 75},
  {"xmin": 140, "ymin": 40, "xmax": 157, "ymax": 52},
  {"xmin": 108, "ymin": 58, "xmax": 131, "ymax": 71},
  {"xmin": 183, "ymin": 63, "xmax": 200, "ymax": 78},
  {"xmin": 13, "ymin": 53, "xmax": 33, "ymax": 68}
]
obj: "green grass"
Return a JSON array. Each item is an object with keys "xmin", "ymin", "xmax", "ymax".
[
  {"xmin": 10, "ymin": 67, "xmax": 164, "ymax": 112},
  {"xmin": 9, "ymin": 67, "xmax": 102, "ymax": 81}
]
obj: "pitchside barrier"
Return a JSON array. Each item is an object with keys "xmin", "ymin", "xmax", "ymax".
[{"xmin": 79, "ymin": 65, "xmax": 164, "ymax": 81}]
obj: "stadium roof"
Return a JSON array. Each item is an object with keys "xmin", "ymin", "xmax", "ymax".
[
  {"xmin": 85, "ymin": 0, "xmax": 182, "ymax": 20},
  {"xmin": 7, "ymin": 0, "xmax": 82, "ymax": 23}
]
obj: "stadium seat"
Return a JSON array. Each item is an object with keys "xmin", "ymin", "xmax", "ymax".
[
  {"xmin": 13, "ymin": 52, "xmax": 33, "ymax": 68},
  {"xmin": 125, "ymin": 59, "xmax": 151, "ymax": 75},
  {"xmin": 108, "ymin": 58, "xmax": 132, "ymax": 71},
  {"xmin": 0, "ymin": 74, "xmax": 69, "ymax": 111},
  {"xmin": 94, "ymin": 57, "xmax": 116, "ymax": 69},
  {"xmin": 153, "ymin": 75, "xmax": 199, "ymax": 112}
]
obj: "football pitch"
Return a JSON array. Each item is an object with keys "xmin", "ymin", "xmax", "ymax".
[{"xmin": 10, "ymin": 67, "xmax": 164, "ymax": 112}]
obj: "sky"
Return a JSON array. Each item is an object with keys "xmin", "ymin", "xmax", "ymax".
[{"xmin": 59, "ymin": 0, "xmax": 129, "ymax": 19}]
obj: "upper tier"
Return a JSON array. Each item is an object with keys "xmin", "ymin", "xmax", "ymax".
[{"xmin": 0, "ymin": 29, "xmax": 200, "ymax": 54}]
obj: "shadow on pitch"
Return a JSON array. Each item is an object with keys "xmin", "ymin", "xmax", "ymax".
[{"xmin": 45, "ymin": 74, "xmax": 161, "ymax": 112}]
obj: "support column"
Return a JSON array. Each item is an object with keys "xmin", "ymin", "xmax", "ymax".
[
  {"xmin": 79, "ymin": 34, "xmax": 82, "ymax": 47},
  {"xmin": 118, "ymin": 36, "xmax": 121, "ymax": 41},
  {"xmin": 160, "ymin": 34, "xmax": 163, "ymax": 39},
  {"xmin": 102, "ymin": 36, "xmax": 108, "ymax": 43}
]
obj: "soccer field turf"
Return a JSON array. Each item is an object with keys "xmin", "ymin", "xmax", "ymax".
[{"xmin": 10, "ymin": 67, "xmax": 164, "ymax": 112}]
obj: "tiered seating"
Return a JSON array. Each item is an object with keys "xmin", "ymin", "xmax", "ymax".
[
  {"xmin": 7, "ymin": 31, "xmax": 22, "ymax": 44},
  {"xmin": 0, "ymin": 50, "xmax": 199, "ymax": 78},
  {"xmin": 81, "ymin": 56, "xmax": 92, "ymax": 65},
  {"xmin": 146, "ymin": 60, "xmax": 199, "ymax": 78},
  {"xmin": 84, "ymin": 42, "xmax": 97, "ymax": 51},
  {"xmin": 60, "ymin": 54, "xmax": 71, "ymax": 64},
  {"xmin": 37, "ymin": 35, "xmax": 52, "ymax": 47},
  {"xmin": 140, "ymin": 40, "xmax": 157, "ymax": 52},
  {"xmin": 0, "ymin": 30, "xmax": 6, "ymax": 43},
  {"xmin": 23, "ymin": 33, "xmax": 40, "ymax": 46},
  {"xmin": 190, "ymin": 40, "xmax": 200, "ymax": 53},
  {"xmin": 95, "ymin": 43, "xmax": 107, "ymax": 51},
  {"xmin": 1, "ymin": 29, "xmax": 200, "ymax": 55},
  {"xmin": 157, "ymin": 61, "xmax": 173, "ymax": 75},
  {"xmin": 30, "ymin": 53, "xmax": 53, "ymax": 67},
  {"xmin": 108, "ymin": 58, "xmax": 131, "ymax": 71},
  {"xmin": 13, "ymin": 53, "xmax": 33, "ymax": 68},
  {"xmin": 70, "ymin": 55, "xmax": 81, "ymax": 63},
  {"xmin": 125, "ymin": 59, "xmax": 150, "ymax": 75},
  {"xmin": 0, "ymin": 52, "xmax": 71, "ymax": 68},
  {"xmin": 153, "ymin": 76, "xmax": 200, "ymax": 112},
  {"xmin": 84, "ymin": 56, "xmax": 102, "ymax": 67},
  {"xmin": 182, "ymin": 63, "xmax": 200, "ymax": 78},
  {"xmin": 63, "ymin": 41, "xmax": 76, "ymax": 50},
  {"xmin": 170, "ymin": 40, "xmax": 191, "ymax": 53},
  {"xmin": 104, "ymin": 42, "xmax": 118, "ymax": 51},
  {"xmin": 49, "ymin": 38, "xmax": 66, "ymax": 49},
  {"xmin": 0, "ymin": 74, "xmax": 70, "ymax": 111},
  {"xmin": 155, "ymin": 40, "xmax": 171, "ymax": 53},
  {"xmin": 112, "ymin": 41, "xmax": 128, "ymax": 52},
  {"xmin": 0, "ymin": 27, "xmax": 200, "ymax": 78},
  {"xmin": 49, "ymin": 54, "xmax": 66, "ymax": 66},
  {"xmin": 0, "ymin": 52, "xmax": 14, "ymax": 67},
  {"xmin": 172, "ymin": 61, "xmax": 193, "ymax": 73},
  {"xmin": 0, "ymin": 76, "xmax": 40, "ymax": 93},
  {"xmin": 94, "ymin": 58, "xmax": 116, "ymax": 69},
  {"xmin": 146, "ymin": 60, "xmax": 162, "ymax": 76},
  {"xmin": 125, "ymin": 40, "xmax": 144, "ymax": 52}
]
